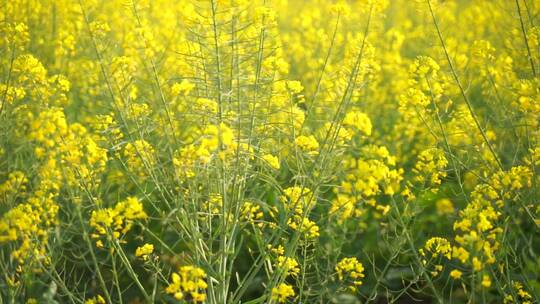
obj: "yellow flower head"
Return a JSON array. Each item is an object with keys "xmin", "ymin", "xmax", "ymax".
[
  {"xmin": 271, "ymin": 283, "xmax": 295, "ymax": 303},
  {"xmin": 165, "ymin": 266, "xmax": 208, "ymax": 303},
  {"xmin": 335, "ymin": 257, "xmax": 365, "ymax": 289},
  {"xmin": 135, "ymin": 243, "xmax": 154, "ymax": 260}
]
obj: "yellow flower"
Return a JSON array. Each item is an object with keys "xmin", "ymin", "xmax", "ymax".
[
  {"xmin": 481, "ymin": 274, "xmax": 491, "ymax": 288},
  {"xmin": 276, "ymin": 256, "xmax": 300, "ymax": 277},
  {"xmin": 135, "ymin": 243, "xmax": 154, "ymax": 260},
  {"xmin": 171, "ymin": 80, "xmax": 195, "ymax": 96},
  {"xmin": 262, "ymin": 154, "xmax": 280, "ymax": 170},
  {"xmin": 343, "ymin": 111, "xmax": 372, "ymax": 136},
  {"xmin": 287, "ymin": 215, "xmax": 320, "ymax": 239},
  {"xmin": 435, "ymin": 198, "xmax": 454, "ymax": 215},
  {"xmin": 472, "ymin": 257, "xmax": 483, "ymax": 272},
  {"xmin": 0, "ymin": 171, "xmax": 28, "ymax": 201},
  {"xmin": 335, "ymin": 257, "xmax": 365, "ymax": 288},
  {"xmin": 330, "ymin": 1, "xmax": 351, "ymax": 16},
  {"xmin": 411, "ymin": 56, "xmax": 440, "ymax": 78},
  {"xmin": 423, "ymin": 237, "xmax": 452, "ymax": 259},
  {"xmin": 450, "ymin": 269, "xmax": 462, "ymax": 279},
  {"xmin": 240, "ymin": 201, "xmax": 264, "ymax": 224},
  {"xmin": 286, "ymin": 80, "xmax": 304, "ymax": 94},
  {"xmin": 89, "ymin": 197, "xmax": 147, "ymax": 245},
  {"xmin": 84, "ymin": 295, "xmax": 105, "ymax": 304},
  {"xmin": 271, "ymin": 283, "xmax": 295, "ymax": 303},
  {"xmin": 165, "ymin": 266, "xmax": 207, "ymax": 303},
  {"xmin": 413, "ymin": 148, "xmax": 448, "ymax": 188},
  {"xmin": 505, "ymin": 281, "xmax": 533, "ymax": 304},
  {"xmin": 123, "ymin": 140, "xmax": 156, "ymax": 179},
  {"xmin": 294, "ymin": 135, "xmax": 319, "ymax": 155}
]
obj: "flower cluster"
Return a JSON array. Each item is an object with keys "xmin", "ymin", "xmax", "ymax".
[
  {"xmin": 271, "ymin": 283, "xmax": 295, "ymax": 303},
  {"xmin": 280, "ymin": 186, "xmax": 320, "ymax": 239},
  {"xmin": 412, "ymin": 148, "xmax": 448, "ymax": 189},
  {"xmin": 90, "ymin": 197, "xmax": 147, "ymax": 247},
  {"xmin": 276, "ymin": 256, "xmax": 300, "ymax": 278},
  {"xmin": 124, "ymin": 140, "xmax": 155, "ymax": 179},
  {"xmin": 331, "ymin": 145, "xmax": 402, "ymax": 221},
  {"xmin": 335, "ymin": 257, "xmax": 365, "ymax": 291},
  {"xmin": 165, "ymin": 266, "xmax": 208, "ymax": 302},
  {"xmin": 135, "ymin": 243, "xmax": 154, "ymax": 261}
]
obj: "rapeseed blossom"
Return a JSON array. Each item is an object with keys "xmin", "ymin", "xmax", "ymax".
[{"xmin": 1, "ymin": 0, "xmax": 539, "ymax": 303}]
